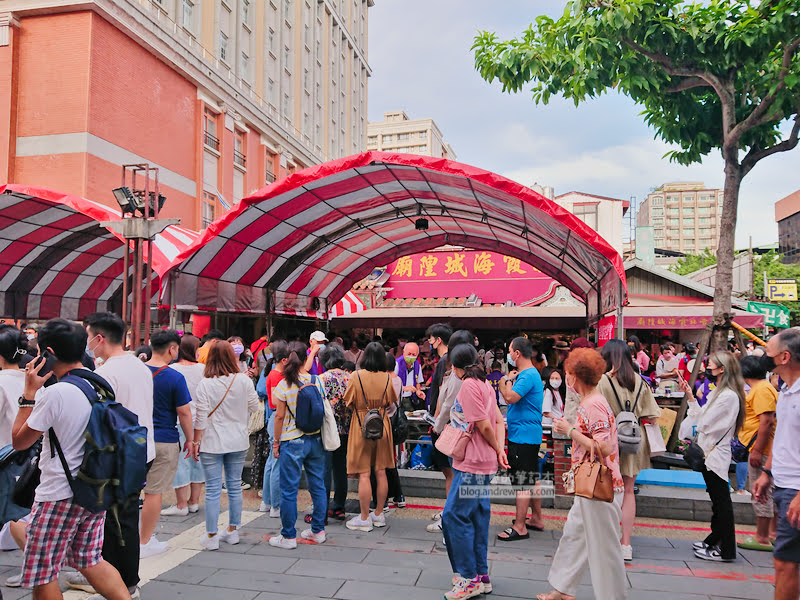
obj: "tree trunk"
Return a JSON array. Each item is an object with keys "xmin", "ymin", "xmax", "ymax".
[{"xmin": 711, "ymin": 158, "xmax": 743, "ymax": 351}]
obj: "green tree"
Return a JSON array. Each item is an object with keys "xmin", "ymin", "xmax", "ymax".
[
  {"xmin": 473, "ymin": 0, "xmax": 800, "ymax": 349},
  {"xmin": 668, "ymin": 249, "xmax": 718, "ymax": 276}
]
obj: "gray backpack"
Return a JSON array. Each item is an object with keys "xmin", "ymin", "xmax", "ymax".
[{"xmin": 606, "ymin": 375, "xmax": 643, "ymax": 455}]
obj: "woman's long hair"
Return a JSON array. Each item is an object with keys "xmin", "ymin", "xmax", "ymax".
[
  {"xmin": 707, "ymin": 351, "xmax": 747, "ymax": 433},
  {"xmin": 542, "ymin": 366, "xmax": 566, "ymax": 398},
  {"xmin": 266, "ymin": 340, "xmax": 289, "ymax": 373},
  {"xmin": 178, "ymin": 334, "xmax": 200, "ymax": 363},
  {"xmin": 450, "ymin": 344, "xmax": 485, "ymax": 381},
  {"xmin": 601, "ymin": 339, "xmax": 637, "ymax": 392},
  {"xmin": 203, "ymin": 340, "xmax": 240, "ymax": 378},
  {"xmin": 283, "ymin": 341, "xmax": 308, "ymax": 387}
]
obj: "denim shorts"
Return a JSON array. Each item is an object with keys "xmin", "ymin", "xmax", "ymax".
[{"xmin": 774, "ymin": 487, "xmax": 800, "ymax": 563}]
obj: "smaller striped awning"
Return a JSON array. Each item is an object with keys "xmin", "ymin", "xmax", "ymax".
[
  {"xmin": 329, "ymin": 291, "xmax": 366, "ymax": 318},
  {"xmin": 0, "ymin": 184, "xmax": 199, "ymax": 321}
]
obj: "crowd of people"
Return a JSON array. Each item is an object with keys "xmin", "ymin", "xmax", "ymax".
[{"xmin": 0, "ymin": 317, "xmax": 797, "ymax": 600}]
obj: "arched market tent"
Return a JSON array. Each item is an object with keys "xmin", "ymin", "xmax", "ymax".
[
  {"xmin": 166, "ymin": 152, "xmax": 627, "ymax": 321},
  {"xmin": 0, "ymin": 184, "xmax": 199, "ymax": 320}
]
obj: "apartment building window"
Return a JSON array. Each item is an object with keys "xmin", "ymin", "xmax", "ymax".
[
  {"xmin": 241, "ymin": 52, "xmax": 249, "ymax": 78},
  {"xmin": 367, "ymin": 135, "xmax": 377, "ymax": 144},
  {"xmin": 419, "ymin": 131, "xmax": 427, "ymax": 140},
  {"xmin": 398, "ymin": 133, "xmax": 409, "ymax": 141},
  {"xmin": 202, "ymin": 193, "xmax": 216, "ymax": 228},
  {"xmin": 667, "ymin": 195, "xmax": 679, "ymax": 202},
  {"xmin": 383, "ymin": 134, "xmax": 393, "ymax": 143},
  {"xmin": 683, "ymin": 228, "xmax": 695, "ymax": 236},
  {"xmin": 316, "ymin": 40, "xmax": 321, "ymax": 61},
  {"xmin": 234, "ymin": 131, "xmax": 246, "ymax": 168},
  {"xmin": 284, "ymin": 0, "xmax": 292, "ymax": 21},
  {"xmin": 651, "ymin": 207, "xmax": 664, "ymax": 216},
  {"xmin": 203, "ymin": 108, "xmax": 219, "ymax": 151},
  {"xmin": 303, "ymin": 69, "xmax": 310, "ymax": 91},
  {"xmin": 242, "ymin": 0, "xmax": 251, "ymax": 25},
  {"xmin": 682, "ymin": 207, "xmax": 694, "ymax": 216},
  {"xmin": 282, "ymin": 93, "xmax": 290, "ymax": 118},
  {"xmin": 315, "ymin": 82, "xmax": 321, "ymax": 104},
  {"xmin": 304, "ymin": 24, "xmax": 311, "ymax": 47},
  {"xmin": 268, "ymin": 28, "xmax": 275, "ymax": 54},
  {"xmin": 683, "ymin": 218, "xmax": 695, "ymax": 226},
  {"xmin": 284, "ymin": 46, "xmax": 291, "ymax": 71},
  {"xmin": 668, "ymin": 229, "xmax": 679, "ymax": 237},
  {"xmin": 700, "ymin": 237, "xmax": 713, "ymax": 246},
  {"xmin": 219, "ymin": 32, "xmax": 228, "ymax": 62},
  {"xmin": 419, "ymin": 145, "xmax": 427, "ymax": 153},
  {"xmin": 667, "ymin": 218, "xmax": 679, "ymax": 226},
  {"xmin": 267, "ymin": 79, "xmax": 275, "ymax": 105},
  {"xmin": 653, "ymin": 218, "xmax": 664, "ymax": 226},
  {"xmin": 699, "ymin": 227, "xmax": 712, "ymax": 236},
  {"xmin": 699, "ymin": 217, "xmax": 711, "ymax": 225},
  {"xmin": 698, "ymin": 206, "xmax": 711, "ymax": 214},
  {"xmin": 683, "ymin": 194, "xmax": 696, "ymax": 202},
  {"xmin": 265, "ymin": 150, "xmax": 277, "ymax": 183},
  {"xmin": 574, "ymin": 203, "xmax": 599, "ymax": 230},
  {"xmin": 182, "ymin": 0, "xmax": 193, "ymax": 30},
  {"xmin": 651, "ymin": 196, "xmax": 663, "ymax": 206}
]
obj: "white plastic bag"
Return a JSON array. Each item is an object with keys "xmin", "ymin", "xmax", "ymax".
[
  {"xmin": 678, "ymin": 413, "xmax": 698, "ymax": 441},
  {"xmin": 645, "ymin": 423, "xmax": 667, "ymax": 456},
  {"xmin": 321, "ymin": 396, "xmax": 341, "ymax": 451}
]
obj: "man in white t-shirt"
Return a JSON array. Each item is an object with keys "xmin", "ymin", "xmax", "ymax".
[
  {"xmin": 11, "ymin": 319, "xmax": 130, "ymax": 599},
  {"xmin": 68, "ymin": 312, "xmax": 154, "ymax": 598},
  {"xmin": 755, "ymin": 329, "xmax": 800, "ymax": 599}
]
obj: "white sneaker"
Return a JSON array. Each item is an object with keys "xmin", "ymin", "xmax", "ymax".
[
  {"xmin": 201, "ymin": 534, "xmax": 219, "ymax": 551},
  {"xmin": 188, "ymin": 504, "xmax": 200, "ymax": 513},
  {"xmin": 220, "ymin": 528, "xmax": 240, "ymax": 545},
  {"xmin": 257, "ymin": 489, "xmax": 262, "ymax": 497},
  {"xmin": 62, "ymin": 571, "xmax": 95, "ymax": 593},
  {"xmin": 432, "ymin": 511, "xmax": 443, "ymax": 521},
  {"xmin": 160, "ymin": 505, "xmax": 189, "ymax": 517},
  {"xmin": 5, "ymin": 573, "xmax": 22, "ymax": 587},
  {"xmin": 621, "ymin": 544, "xmax": 633, "ymax": 562},
  {"xmin": 269, "ymin": 507, "xmax": 281, "ymax": 517},
  {"xmin": 426, "ymin": 520, "xmax": 443, "ymax": 533},
  {"xmin": 346, "ymin": 516, "xmax": 373, "ymax": 532},
  {"xmin": 259, "ymin": 501, "xmax": 270, "ymax": 512},
  {"xmin": 140, "ymin": 535, "xmax": 169, "ymax": 559},
  {"xmin": 369, "ymin": 512, "xmax": 386, "ymax": 528},
  {"xmin": 269, "ymin": 534, "xmax": 297, "ymax": 549},
  {"xmin": 300, "ymin": 529, "xmax": 326, "ymax": 544},
  {"xmin": 241, "ymin": 482, "xmax": 252, "ymax": 490}
]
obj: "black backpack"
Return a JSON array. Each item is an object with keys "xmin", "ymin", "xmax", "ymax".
[{"xmin": 355, "ymin": 373, "xmax": 389, "ymax": 440}]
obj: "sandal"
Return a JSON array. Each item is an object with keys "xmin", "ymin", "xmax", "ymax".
[
  {"xmin": 536, "ymin": 592, "xmax": 574, "ymax": 600},
  {"xmin": 304, "ymin": 514, "xmax": 312, "ymax": 524},
  {"xmin": 511, "ymin": 518, "xmax": 545, "ymax": 531},
  {"xmin": 497, "ymin": 527, "xmax": 529, "ymax": 541},
  {"xmin": 330, "ymin": 508, "xmax": 346, "ymax": 521},
  {"xmin": 737, "ymin": 535, "xmax": 773, "ymax": 552}
]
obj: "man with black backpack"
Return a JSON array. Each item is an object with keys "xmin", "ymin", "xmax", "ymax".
[{"xmin": 11, "ymin": 319, "xmax": 132, "ymax": 600}]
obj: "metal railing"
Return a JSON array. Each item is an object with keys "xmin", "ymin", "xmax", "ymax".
[
  {"xmin": 234, "ymin": 150, "xmax": 247, "ymax": 168},
  {"xmin": 204, "ymin": 131, "xmax": 220, "ymax": 151}
]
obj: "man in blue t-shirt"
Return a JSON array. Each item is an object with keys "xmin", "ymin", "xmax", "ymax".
[
  {"xmin": 141, "ymin": 329, "xmax": 193, "ymax": 559},
  {"xmin": 497, "ymin": 336, "xmax": 545, "ymax": 541}
]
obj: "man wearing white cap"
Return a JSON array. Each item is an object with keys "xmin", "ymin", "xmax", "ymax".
[{"xmin": 306, "ymin": 331, "xmax": 327, "ymax": 375}]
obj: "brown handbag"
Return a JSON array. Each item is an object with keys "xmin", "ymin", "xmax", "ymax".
[{"xmin": 573, "ymin": 442, "xmax": 614, "ymax": 503}]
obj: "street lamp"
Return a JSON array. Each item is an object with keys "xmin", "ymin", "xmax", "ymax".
[{"xmin": 112, "ymin": 186, "xmax": 141, "ymax": 215}]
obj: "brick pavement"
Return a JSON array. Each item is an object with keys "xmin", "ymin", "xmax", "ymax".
[{"xmin": 0, "ymin": 510, "xmax": 776, "ymax": 600}]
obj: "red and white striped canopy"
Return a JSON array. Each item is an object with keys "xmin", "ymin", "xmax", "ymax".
[
  {"xmin": 0, "ymin": 184, "xmax": 199, "ymax": 320},
  {"xmin": 168, "ymin": 153, "xmax": 627, "ymax": 317},
  {"xmin": 330, "ymin": 291, "xmax": 367, "ymax": 318}
]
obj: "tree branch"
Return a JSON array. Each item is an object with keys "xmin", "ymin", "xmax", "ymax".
[
  {"xmin": 665, "ymin": 77, "xmax": 711, "ymax": 93},
  {"xmin": 729, "ymin": 36, "xmax": 800, "ymax": 144},
  {"xmin": 741, "ymin": 111, "xmax": 800, "ymax": 177}
]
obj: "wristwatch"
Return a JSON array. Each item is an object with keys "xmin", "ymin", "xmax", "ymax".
[
  {"xmin": 763, "ymin": 468, "xmax": 773, "ymax": 479},
  {"xmin": 17, "ymin": 395, "xmax": 35, "ymax": 408}
]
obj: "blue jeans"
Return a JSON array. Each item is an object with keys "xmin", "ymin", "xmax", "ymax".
[
  {"xmin": 262, "ymin": 410, "xmax": 281, "ymax": 507},
  {"xmin": 279, "ymin": 434, "xmax": 327, "ymax": 538},
  {"xmin": 200, "ymin": 450, "xmax": 247, "ymax": 534},
  {"xmin": 735, "ymin": 461, "xmax": 748, "ymax": 490},
  {"xmin": 441, "ymin": 469, "xmax": 492, "ymax": 580}
]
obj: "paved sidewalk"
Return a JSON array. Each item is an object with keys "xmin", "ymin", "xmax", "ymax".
[{"xmin": 0, "ymin": 510, "xmax": 776, "ymax": 599}]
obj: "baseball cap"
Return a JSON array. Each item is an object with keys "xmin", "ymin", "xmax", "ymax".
[{"xmin": 309, "ymin": 330, "xmax": 328, "ymax": 343}]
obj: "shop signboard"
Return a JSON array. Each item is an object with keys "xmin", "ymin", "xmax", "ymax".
[
  {"xmin": 747, "ymin": 301, "xmax": 791, "ymax": 328},
  {"xmin": 597, "ymin": 315, "xmax": 616, "ymax": 347}
]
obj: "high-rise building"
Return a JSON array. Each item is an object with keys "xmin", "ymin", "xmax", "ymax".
[
  {"xmin": 775, "ymin": 189, "xmax": 800, "ymax": 264},
  {"xmin": 637, "ymin": 182, "xmax": 723, "ymax": 254},
  {"xmin": 366, "ymin": 111, "xmax": 456, "ymax": 159},
  {"xmin": 0, "ymin": 0, "xmax": 372, "ymax": 230},
  {"xmin": 554, "ymin": 191, "xmax": 629, "ymax": 257}
]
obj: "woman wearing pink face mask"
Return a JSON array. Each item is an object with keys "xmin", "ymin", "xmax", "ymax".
[{"xmin": 228, "ymin": 336, "xmax": 254, "ymax": 375}]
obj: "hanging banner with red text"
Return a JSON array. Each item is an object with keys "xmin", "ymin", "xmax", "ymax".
[
  {"xmin": 597, "ymin": 315, "xmax": 616, "ymax": 347},
  {"xmin": 384, "ymin": 251, "xmax": 559, "ymax": 305}
]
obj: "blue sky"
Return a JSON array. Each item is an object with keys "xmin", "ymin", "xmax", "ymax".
[{"xmin": 366, "ymin": 0, "xmax": 798, "ymax": 248}]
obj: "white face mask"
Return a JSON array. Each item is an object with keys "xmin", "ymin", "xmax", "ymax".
[
  {"xmin": 26, "ymin": 333, "xmax": 35, "ymax": 341},
  {"xmin": 549, "ymin": 378, "xmax": 562, "ymax": 389},
  {"xmin": 232, "ymin": 344, "xmax": 245, "ymax": 357}
]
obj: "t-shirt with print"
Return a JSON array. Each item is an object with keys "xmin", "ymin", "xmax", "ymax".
[
  {"xmin": 147, "ymin": 364, "xmax": 192, "ymax": 444},
  {"xmin": 450, "ymin": 379, "xmax": 498, "ymax": 475},
  {"xmin": 320, "ymin": 369, "xmax": 351, "ymax": 434},
  {"xmin": 573, "ymin": 393, "xmax": 624, "ymax": 492},
  {"xmin": 27, "ymin": 378, "xmax": 93, "ymax": 503},
  {"xmin": 485, "ymin": 370, "xmax": 504, "ymax": 404},
  {"xmin": 273, "ymin": 373, "xmax": 324, "ymax": 441},
  {"xmin": 265, "ymin": 368, "xmax": 284, "ymax": 410},
  {"xmin": 739, "ymin": 379, "xmax": 778, "ymax": 455},
  {"xmin": 508, "ymin": 367, "xmax": 544, "ymax": 445},
  {"xmin": 97, "ymin": 353, "xmax": 156, "ymax": 462}
]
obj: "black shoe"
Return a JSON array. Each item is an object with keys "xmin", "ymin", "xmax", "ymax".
[{"xmin": 394, "ymin": 495, "xmax": 406, "ymax": 508}]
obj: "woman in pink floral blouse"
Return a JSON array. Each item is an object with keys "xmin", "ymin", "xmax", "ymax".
[
  {"xmin": 319, "ymin": 344, "xmax": 352, "ymax": 521},
  {"xmin": 539, "ymin": 348, "xmax": 626, "ymax": 600}
]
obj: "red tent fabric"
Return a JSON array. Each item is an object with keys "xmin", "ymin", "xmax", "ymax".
[
  {"xmin": 167, "ymin": 152, "xmax": 627, "ymax": 316},
  {"xmin": 0, "ymin": 184, "xmax": 199, "ymax": 320}
]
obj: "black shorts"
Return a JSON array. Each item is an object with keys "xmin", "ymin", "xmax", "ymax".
[
  {"xmin": 430, "ymin": 431, "xmax": 452, "ymax": 471},
  {"xmin": 507, "ymin": 442, "xmax": 540, "ymax": 487},
  {"xmin": 774, "ymin": 487, "xmax": 800, "ymax": 563}
]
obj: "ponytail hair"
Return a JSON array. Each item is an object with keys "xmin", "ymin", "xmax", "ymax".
[
  {"xmin": 450, "ymin": 344, "xmax": 485, "ymax": 381},
  {"xmin": 0, "ymin": 327, "xmax": 29, "ymax": 366},
  {"xmin": 283, "ymin": 341, "xmax": 308, "ymax": 388}
]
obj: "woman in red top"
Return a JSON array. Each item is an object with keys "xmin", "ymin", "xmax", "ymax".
[
  {"xmin": 259, "ymin": 341, "xmax": 289, "ymax": 516},
  {"xmin": 539, "ymin": 348, "xmax": 626, "ymax": 600}
]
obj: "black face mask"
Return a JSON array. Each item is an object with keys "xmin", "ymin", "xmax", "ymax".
[
  {"xmin": 704, "ymin": 368, "xmax": 718, "ymax": 383},
  {"xmin": 761, "ymin": 354, "xmax": 776, "ymax": 373}
]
